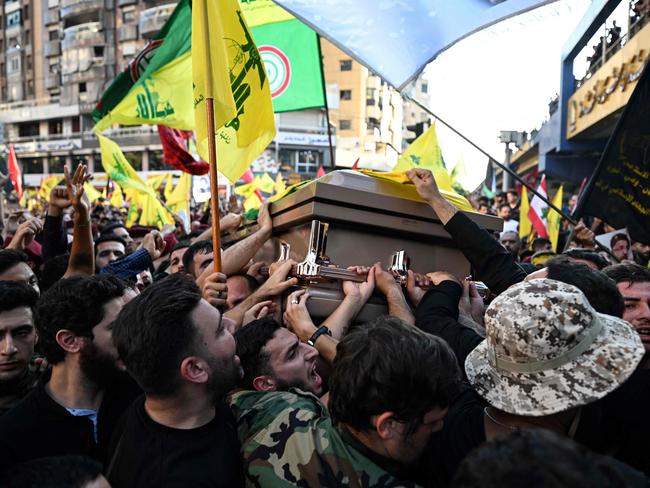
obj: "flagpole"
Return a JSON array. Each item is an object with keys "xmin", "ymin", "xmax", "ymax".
[
  {"xmin": 403, "ymin": 94, "xmax": 576, "ymax": 226},
  {"xmin": 317, "ymin": 35, "xmax": 335, "ymax": 169},
  {"xmin": 199, "ymin": 0, "xmax": 222, "ymax": 273}
]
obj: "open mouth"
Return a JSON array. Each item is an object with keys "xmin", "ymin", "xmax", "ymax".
[{"xmin": 310, "ymin": 362, "xmax": 322, "ymax": 387}]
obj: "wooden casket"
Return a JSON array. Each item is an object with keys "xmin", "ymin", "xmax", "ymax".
[{"xmin": 267, "ymin": 170, "xmax": 502, "ymax": 321}]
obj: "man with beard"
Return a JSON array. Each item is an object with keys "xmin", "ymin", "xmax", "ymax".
[
  {"xmin": 0, "ymin": 275, "xmax": 139, "ymax": 469},
  {"xmin": 106, "ymin": 274, "xmax": 244, "ymax": 487}
]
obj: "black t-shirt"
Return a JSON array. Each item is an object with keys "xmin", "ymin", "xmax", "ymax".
[{"xmin": 106, "ymin": 396, "xmax": 245, "ymax": 488}]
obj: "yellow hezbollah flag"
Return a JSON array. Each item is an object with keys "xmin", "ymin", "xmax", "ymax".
[
  {"xmin": 243, "ymin": 192, "xmax": 262, "ymax": 212},
  {"xmin": 164, "ymin": 173, "xmax": 174, "ymax": 202},
  {"xmin": 548, "ymin": 185, "xmax": 564, "ymax": 251},
  {"xmin": 393, "ymin": 123, "xmax": 454, "ymax": 192},
  {"xmin": 234, "ymin": 182, "xmax": 258, "ymax": 197},
  {"xmin": 98, "ymin": 134, "xmax": 173, "ymax": 228},
  {"xmin": 83, "ymin": 183, "xmax": 103, "ymax": 203},
  {"xmin": 359, "ymin": 169, "xmax": 473, "ymax": 212},
  {"xmin": 37, "ymin": 175, "xmax": 62, "ymax": 200},
  {"xmin": 255, "ymin": 173, "xmax": 276, "ymax": 193},
  {"xmin": 274, "ymin": 173, "xmax": 286, "ymax": 195},
  {"xmin": 147, "ymin": 173, "xmax": 168, "ymax": 191},
  {"xmin": 519, "ymin": 186, "xmax": 531, "ymax": 240},
  {"xmin": 94, "ymin": 53, "xmax": 194, "ymax": 133},
  {"xmin": 110, "ymin": 187, "xmax": 125, "ymax": 208},
  {"xmin": 192, "ymin": 0, "xmax": 276, "ymax": 183},
  {"xmin": 167, "ymin": 172, "xmax": 191, "ymax": 214}
]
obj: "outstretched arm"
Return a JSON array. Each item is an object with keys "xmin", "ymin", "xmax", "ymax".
[{"xmin": 63, "ymin": 165, "xmax": 94, "ymax": 277}]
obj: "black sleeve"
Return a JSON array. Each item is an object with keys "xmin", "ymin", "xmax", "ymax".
[
  {"xmin": 443, "ymin": 212, "xmax": 526, "ymax": 296},
  {"xmin": 42, "ymin": 214, "xmax": 69, "ymax": 262},
  {"xmin": 415, "ymin": 281, "xmax": 483, "ymax": 370}
]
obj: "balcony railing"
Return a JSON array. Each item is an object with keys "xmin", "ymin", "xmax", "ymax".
[
  {"xmin": 139, "ymin": 4, "xmax": 175, "ymax": 38},
  {"xmin": 576, "ymin": 12, "xmax": 650, "ymax": 90},
  {"xmin": 117, "ymin": 24, "xmax": 138, "ymax": 42},
  {"xmin": 44, "ymin": 40, "xmax": 61, "ymax": 57},
  {"xmin": 60, "ymin": 0, "xmax": 103, "ymax": 20},
  {"xmin": 62, "ymin": 22, "xmax": 103, "ymax": 49}
]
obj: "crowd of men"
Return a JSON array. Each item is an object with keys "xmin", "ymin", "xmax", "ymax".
[{"xmin": 0, "ymin": 164, "xmax": 649, "ymax": 487}]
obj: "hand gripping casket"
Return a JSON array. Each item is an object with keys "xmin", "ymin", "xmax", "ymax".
[{"xmin": 268, "ymin": 170, "xmax": 502, "ymax": 321}]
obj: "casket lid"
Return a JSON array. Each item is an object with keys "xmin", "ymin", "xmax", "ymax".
[{"xmin": 270, "ymin": 170, "xmax": 502, "ymax": 231}]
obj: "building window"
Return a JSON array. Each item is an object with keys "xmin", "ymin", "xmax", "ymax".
[
  {"xmin": 148, "ymin": 150, "xmax": 166, "ymax": 171},
  {"xmin": 421, "ymin": 82, "xmax": 428, "ymax": 94},
  {"xmin": 22, "ymin": 5, "xmax": 28, "ymax": 20},
  {"xmin": 93, "ymin": 46, "xmax": 104, "ymax": 57},
  {"xmin": 49, "ymin": 118, "xmax": 63, "ymax": 135},
  {"xmin": 339, "ymin": 119, "xmax": 351, "ymax": 130},
  {"xmin": 49, "ymin": 29, "xmax": 58, "ymax": 41},
  {"xmin": 340, "ymin": 89, "xmax": 351, "ymax": 101},
  {"xmin": 79, "ymin": 82, "xmax": 87, "ymax": 93},
  {"xmin": 124, "ymin": 152, "xmax": 142, "ymax": 170},
  {"xmin": 9, "ymin": 57, "xmax": 20, "ymax": 74},
  {"xmin": 49, "ymin": 156, "xmax": 66, "ymax": 173},
  {"xmin": 122, "ymin": 8, "xmax": 136, "ymax": 23},
  {"xmin": 26, "ymin": 79, "xmax": 33, "ymax": 96},
  {"xmin": 340, "ymin": 59, "xmax": 352, "ymax": 71},
  {"xmin": 295, "ymin": 150, "xmax": 321, "ymax": 174},
  {"xmin": 72, "ymin": 116, "xmax": 81, "ymax": 133},
  {"xmin": 18, "ymin": 122, "xmax": 39, "ymax": 137},
  {"xmin": 6, "ymin": 10, "xmax": 21, "ymax": 28},
  {"xmin": 22, "ymin": 157, "xmax": 43, "ymax": 174}
]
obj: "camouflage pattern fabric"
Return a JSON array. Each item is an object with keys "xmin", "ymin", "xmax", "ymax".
[
  {"xmin": 465, "ymin": 278, "xmax": 644, "ymax": 417},
  {"xmin": 228, "ymin": 388, "xmax": 422, "ymax": 488}
]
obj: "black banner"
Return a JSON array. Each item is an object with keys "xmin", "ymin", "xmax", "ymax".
[{"xmin": 575, "ymin": 61, "xmax": 650, "ymax": 244}]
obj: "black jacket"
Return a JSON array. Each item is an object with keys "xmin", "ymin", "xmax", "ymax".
[{"xmin": 0, "ymin": 373, "xmax": 140, "ymax": 471}]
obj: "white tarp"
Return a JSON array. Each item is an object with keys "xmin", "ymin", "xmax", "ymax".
[{"xmin": 272, "ymin": 0, "xmax": 554, "ymax": 89}]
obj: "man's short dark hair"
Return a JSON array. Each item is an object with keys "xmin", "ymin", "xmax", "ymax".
[
  {"xmin": 562, "ymin": 248, "xmax": 609, "ymax": 270},
  {"xmin": 234, "ymin": 317, "xmax": 281, "ymax": 389},
  {"xmin": 94, "ymin": 234, "xmax": 127, "ymax": 251},
  {"xmin": 603, "ymin": 263, "xmax": 650, "ymax": 286},
  {"xmin": 171, "ymin": 240, "xmax": 191, "ymax": 254},
  {"xmin": 101, "ymin": 222, "xmax": 128, "ymax": 236},
  {"xmin": 329, "ymin": 316, "xmax": 460, "ymax": 435},
  {"xmin": 35, "ymin": 275, "xmax": 126, "ymax": 364},
  {"xmin": 228, "ymin": 272, "xmax": 260, "ymax": 292},
  {"xmin": 610, "ymin": 233, "xmax": 631, "ymax": 249},
  {"xmin": 4, "ymin": 455, "xmax": 103, "ymax": 488},
  {"xmin": 0, "ymin": 281, "xmax": 38, "ymax": 314},
  {"xmin": 40, "ymin": 254, "xmax": 70, "ymax": 292},
  {"xmin": 532, "ymin": 237, "xmax": 551, "ymax": 252},
  {"xmin": 546, "ymin": 256, "xmax": 624, "ymax": 317},
  {"xmin": 452, "ymin": 429, "xmax": 643, "ymax": 488},
  {"xmin": 182, "ymin": 240, "xmax": 213, "ymax": 274},
  {"xmin": 112, "ymin": 273, "xmax": 202, "ymax": 397},
  {"xmin": 0, "ymin": 249, "xmax": 28, "ymax": 275},
  {"xmin": 498, "ymin": 203, "xmax": 510, "ymax": 212}
]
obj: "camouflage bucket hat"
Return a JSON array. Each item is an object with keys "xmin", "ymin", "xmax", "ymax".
[{"xmin": 465, "ymin": 278, "xmax": 644, "ymax": 417}]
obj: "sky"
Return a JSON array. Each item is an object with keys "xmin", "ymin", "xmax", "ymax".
[{"xmin": 420, "ymin": 0, "xmax": 593, "ymax": 190}]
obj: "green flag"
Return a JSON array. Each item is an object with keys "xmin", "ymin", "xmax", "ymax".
[
  {"xmin": 251, "ymin": 19, "xmax": 325, "ymax": 113},
  {"xmin": 92, "ymin": 0, "xmax": 192, "ymax": 129}
]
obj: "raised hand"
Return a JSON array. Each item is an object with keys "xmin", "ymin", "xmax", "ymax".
[
  {"xmin": 65, "ymin": 164, "xmax": 92, "ymax": 214},
  {"xmin": 7, "ymin": 217, "xmax": 43, "ymax": 250},
  {"xmin": 406, "ymin": 168, "xmax": 441, "ymax": 203}
]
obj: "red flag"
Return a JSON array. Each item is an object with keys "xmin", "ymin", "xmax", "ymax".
[
  {"xmin": 157, "ymin": 126, "xmax": 209, "ymax": 175},
  {"xmin": 8, "ymin": 145, "xmax": 22, "ymax": 199},
  {"xmin": 316, "ymin": 164, "xmax": 326, "ymax": 177},
  {"xmin": 351, "ymin": 158, "xmax": 360, "ymax": 170},
  {"xmin": 527, "ymin": 175, "xmax": 549, "ymax": 239},
  {"xmin": 240, "ymin": 169, "xmax": 263, "ymax": 201}
]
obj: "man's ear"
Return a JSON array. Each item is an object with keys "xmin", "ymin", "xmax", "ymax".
[
  {"xmin": 374, "ymin": 412, "xmax": 398, "ymax": 441},
  {"xmin": 54, "ymin": 330, "xmax": 84, "ymax": 355},
  {"xmin": 252, "ymin": 375, "xmax": 276, "ymax": 392},
  {"xmin": 179, "ymin": 356, "xmax": 209, "ymax": 385}
]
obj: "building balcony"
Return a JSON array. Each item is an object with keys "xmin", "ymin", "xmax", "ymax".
[
  {"xmin": 139, "ymin": 4, "xmax": 175, "ymax": 39},
  {"xmin": 62, "ymin": 64, "xmax": 106, "ymax": 84},
  {"xmin": 45, "ymin": 73, "xmax": 60, "ymax": 89},
  {"xmin": 117, "ymin": 0, "xmax": 136, "ymax": 5},
  {"xmin": 62, "ymin": 22, "xmax": 104, "ymax": 49},
  {"xmin": 45, "ymin": 8, "xmax": 60, "ymax": 25},
  {"xmin": 567, "ymin": 19, "xmax": 650, "ymax": 140},
  {"xmin": 60, "ymin": 0, "xmax": 103, "ymax": 21},
  {"xmin": 44, "ymin": 40, "xmax": 61, "ymax": 57},
  {"xmin": 117, "ymin": 24, "xmax": 138, "ymax": 42}
]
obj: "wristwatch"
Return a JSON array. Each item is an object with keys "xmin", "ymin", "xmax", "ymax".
[{"xmin": 307, "ymin": 326, "xmax": 332, "ymax": 347}]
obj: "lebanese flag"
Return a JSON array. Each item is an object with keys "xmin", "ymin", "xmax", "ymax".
[
  {"xmin": 528, "ymin": 174, "xmax": 549, "ymax": 239},
  {"xmin": 8, "ymin": 144, "xmax": 22, "ymax": 200},
  {"xmin": 316, "ymin": 165, "xmax": 326, "ymax": 177},
  {"xmin": 351, "ymin": 158, "xmax": 360, "ymax": 170}
]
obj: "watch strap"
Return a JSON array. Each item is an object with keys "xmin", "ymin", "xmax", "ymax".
[{"xmin": 307, "ymin": 326, "xmax": 332, "ymax": 347}]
